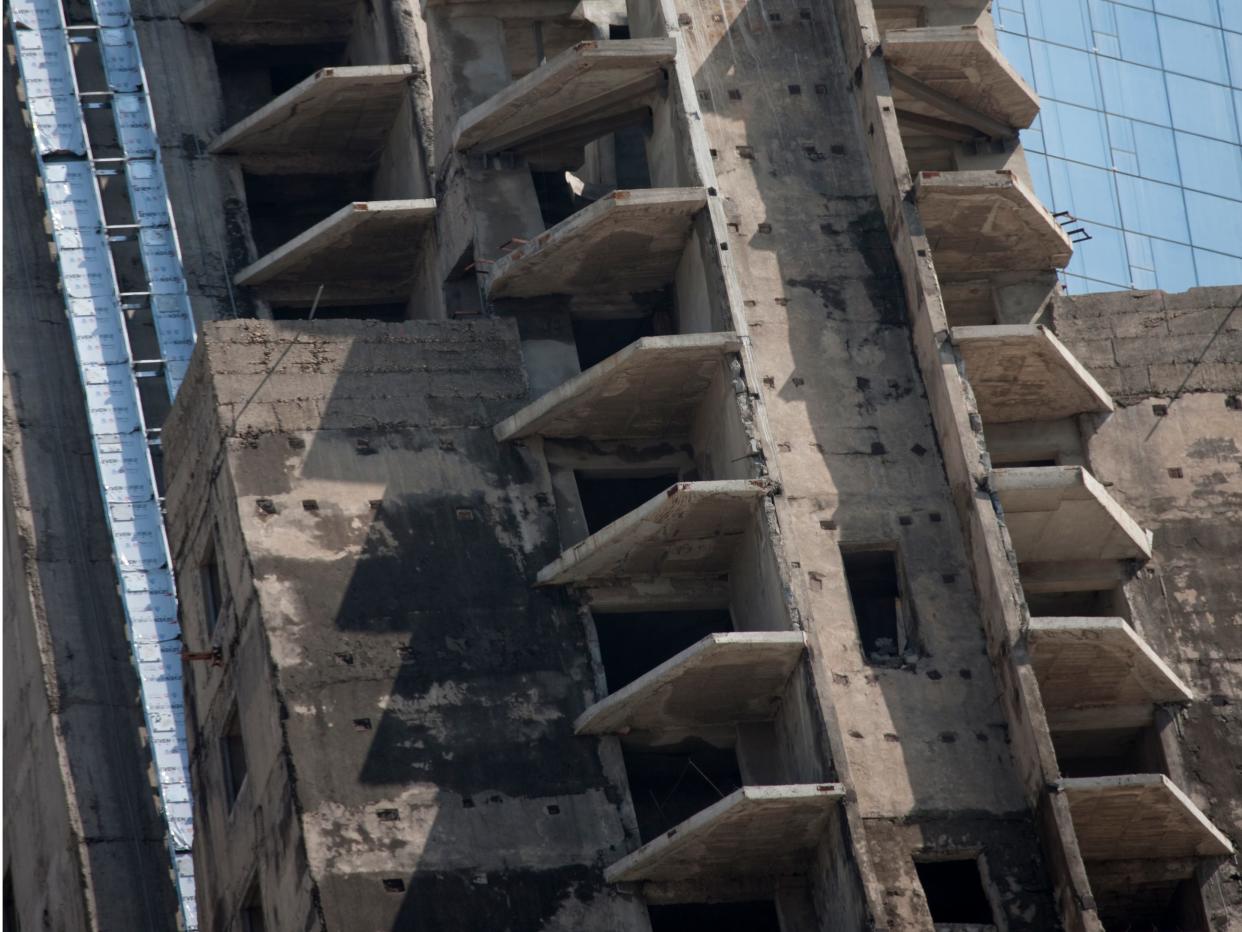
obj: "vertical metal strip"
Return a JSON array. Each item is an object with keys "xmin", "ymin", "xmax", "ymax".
[{"xmin": 8, "ymin": 0, "xmax": 198, "ymax": 926}]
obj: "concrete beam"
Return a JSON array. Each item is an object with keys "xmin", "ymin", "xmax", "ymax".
[
  {"xmin": 993, "ymin": 466, "xmax": 1153, "ymax": 562},
  {"xmin": 454, "ymin": 39, "xmax": 675, "ymax": 154},
  {"xmin": 486, "ymin": 188, "xmax": 707, "ymax": 306},
  {"xmin": 1028, "ymin": 618, "xmax": 1193, "ymax": 728},
  {"xmin": 575, "ymin": 632, "xmax": 806, "ymax": 735},
  {"xmin": 604, "ymin": 784, "xmax": 844, "ymax": 884},
  {"xmin": 233, "ymin": 200, "xmax": 436, "ymax": 305},
  {"xmin": 494, "ymin": 333, "xmax": 741, "ymax": 441},
  {"xmin": 180, "ymin": 0, "xmax": 357, "ymax": 44},
  {"xmin": 953, "ymin": 324, "xmax": 1114, "ymax": 423},
  {"xmin": 208, "ymin": 66, "xmax": 414, "ymax": 170},
  {"xmin": 915, "ymin": 170, "xmax": 1073, "ymax": 276},
  {"xmin": 884, "ymin": 26, "xmax": 1039, "ymax": 129},
  {"xmin": 1061, "ymin": 774, "xmax": 1233, "ymax": 862},
  {"xmin": 536, "ymin": 479, "xmax": 770, "ymax": 586}
]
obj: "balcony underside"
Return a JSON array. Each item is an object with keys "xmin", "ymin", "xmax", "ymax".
[
  {"xmin": 575, "ymin": 632, "xmax": 806, "ymax": 736},
  {"xmin": 993, "ymin": 466, "xmax": 1153, "ymax": 563},
  {"xmin": 604, "ymin": 784, "xmax": 844, "ymax": 884},
  {"xmin": 234, "ymin": 200, "xmax": 435, "ymax": 305},
  {"xmin": 208, "ymin": 66, "xmax": 413, "ymax": 171},
  {"xmin": 485, "ymin": 187, "xmax": 707, "ymax": 311},
  {"xmin": 180, "ymin": 0, "xmax": 356, "ymax": 43},
  {"xmin": 953, "ymin": 324, "xmax": 1114, "ymax": 423},
  {"xmin": 1062, "ymin": 774, "xmax": 1232, "ymax": 862},
  {"xmin": 536, "ymin": 479, "xmax": 769, "ymax": 586},
  {"xmin": 1029, "ymin": 617, "xmax": 1192, "ymax": 731},
  {"xmin": 916, "ymin": 170, "xmax": 1073, "ymax": 276},
  {"xmin": 884, "ymin": 26, "xmax": 1040, "ymax": 130},
  {"xmin": 454, "ymin": 39, "xmax": 675, "ymax": 155},
  {"xmin": 494, "ymin": 333, "xmax": 741, "ymax": 442}
]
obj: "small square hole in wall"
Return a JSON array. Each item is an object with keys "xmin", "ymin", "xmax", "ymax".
[
  {"xmin": 382, "ymin": 879, "xmax": 405, "ymax": 893},
  {"xmin": 914, "ymin": 856, "xmax": 996, "ymax": 925},
  {"xmin": 1168, "ymin": 467, "xmax": 1184, "ymax": 478},
  {"xmin": 1152, "ymin": 404, "xmax": 1168, "ymax": 416},
  {"xmin": 728, "ymin": 89, "xmax": 742, "ymax": 100}
]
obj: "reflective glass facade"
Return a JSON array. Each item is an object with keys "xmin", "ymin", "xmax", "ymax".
[{"xmin": 994, "ymin": 0, "xmax": 1242, "ymax": 293}]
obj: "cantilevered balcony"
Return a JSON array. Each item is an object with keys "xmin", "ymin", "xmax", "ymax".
[
  {"xmin": 208, "ymin": 66, "xmax": 414, "ymax": 171},
  {"xmin": 537, "ymin": 479, "xmax": 770, "ymax": 586},
  {"xmin": 954, "ymin": 324, "xmax": 1114, "ymax": 423},
  {"xmin": 884, "ymin": 25, "xmax": 1039, "ymax": 132},
  {"xmin": 575, "ymin": 631, "xmax": 805, "ymax": 736},
  {"xmin": 454, "ymin": 39, "xmax": 675, "ymax": 158},
  {"xmin": 993, "ymin": 466, "xmax": 1152, "ymax": 563},
  {"xmin": 234, "ymin": 200, "xmax": 435, "ymax": 305},
  {"xmin": 1061, "ymin": 775, "xmax": 1232, "ymax": 862},
  {"xmin": 605, "ymin": 784, "xmax": 844, "ymax": 884},
  {"xmin": 494, "ymin": 333, "xmax": 741, "ymax": 442},
  {"xmin": 1028, "ymin": 617, "xmax": 1193, "ymax": 732},
  {"xmin": 915, "ymin": 170, "xmax": 1073, "ymax": 276},
  {"xmin": 181, "ymin": 0, "xmax": 356, "ymax": 44},
  {"xmin": 485, "ymin": 187, "xmax": 707, "ymax": 312}
]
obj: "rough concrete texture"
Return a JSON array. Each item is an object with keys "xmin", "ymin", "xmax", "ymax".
[
  {"xmin": 163, "ymin": 320, "xmax": 648, "ymax": 932},
  {"xmin": 3, "ymin": 53, "xmax": 180, "ymax": 932}
]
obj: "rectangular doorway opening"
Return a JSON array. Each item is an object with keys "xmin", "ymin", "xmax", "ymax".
[
  {"xmin": 648, "ymin": 900, "xmax": 781, "ymax": 931},
  {"xmin": 574, "ymin": 471, "xmax": 679, "ymax": 533},
  {"xmin": 593, "ymin": 609, "xmax": 734, "ymax": 693},
  {"xmin": 221, "ymin": 703, "xmax": 249, "ymax": 807},
  {"xmin": 914, "ymin": 856, "xmax": 997, "ymax": 927},
  {"xmin": 1053, "ymin": 725, "xmax": 1166, "ymax": 779},
  {"xmin": 242, "ymin": 171, "xmax": 374, "ymax": 258},
  {"xmin": 623, "ymin": 742, "xmax": 742, "ymax": 841},
  {"xmin": 841, "ymin": 546, "xmax": 911, "ymax": 663},
  {"xmin": 213, "ymin": 41, "xmax": 347, "ymax": 127},
  {"xmin": 571, "ymin": 313, "xmax": 661, "ymax": 371},
  {"xmin": 1025, "ymin": 587, "xmax": 1125, "ymax": 618}
]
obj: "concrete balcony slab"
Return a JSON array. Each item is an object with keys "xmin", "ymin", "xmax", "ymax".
[
  {"xmin": 485, "ymin": 188, "xmax": 707, "ymax": 307},
  {"xmin": 1062, "ymin": 774, "xmax": 1233, "ymax": 862},
  {"xmin": 915, "ymin": 170, "xmax": 1073, "ymax": 276},
  {"xmin": 208, "ymin": 66, "xmax": 414, "ymax": 170},
  {"xmin": 953, "ymin": 324, "xmax": 1114, "ymax": 423},
  {"xmin": 181, "ymin": 0, "xmax": 357, "ymax": 44},
  {"xmin": 575, "ymin": 632, "xmax": 806, "ymax": 736},
  {"xmin": 494, "ymin": 333, "xmax": 741, "ymax": 442},
  {"xmin": 605, "ymin": 784, "xmax": 844, "ymax": 884},
  {"xmin": 454, "ymin": 39, "xmax": 676, "ymax": 154},
  {"xmin": 234, "ymin": 200, "xmax": 436, "ymax": 305},
  {"xmin": 536, "ymin": 479, "xmax": 770, "ymax": 586},
  {"xmin": 993, "ymin": 466, "xmax": 1153, "ymax": 563},
  {"xmin": 1029, "ymin": 618, "xmax": 1193, "ymax": 731},
  {"xmin": 885, "ymin": 25, "xmax": 1040, "ymax": 129}
]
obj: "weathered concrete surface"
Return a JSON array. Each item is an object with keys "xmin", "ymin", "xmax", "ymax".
[
  {"xmin": 883, "ymin": 25, "xmax": 1039, "ymax": 129},
  {"xmin": 536, "ymin": 479, "xmax": 770, "ymax": 585},
  {"xmin": 454, "ymin": 38, "xmax": 675, "ymax": 153},
  {"xmin": 163, "ymin": 320, "xmax": 647, "ymax": 931},
  {"xmin": 993, "ymin": 465, "xmax": 1153, "ymax": 562},
  {"xmin": 916, "ymin": 169, "xmax": 1073, "ymax": 275},
  {"xmin": 181, "ymin": 0, "xmax": 359, "ymax": 44},
  {"xmin": 495, "ymin": 332, "xmax": 741, "ymax": 441},
  {"xmin": 1061, "ymin": 775, "xmax": 1233, "ymax": 861},
  {"xmin": 233, "ymin": 199, "xmax": 436, "ymax": 305},
  {"xmin": 3, "ymin": 54, "xmax": 179, "ymax": 931},
  {"xmin": 954, "ymin": 324, "xmax": 1114, "ymax": 423},
  {"xmin": 208, "ymin": 66, "xmax": 416, "ymax": 169},
  {"xmin": 604, "ymin": 785, "xmax": 845, "ymax": 884},
  {"xmin": 575, "ymin": 632, "xmax": 806, "ymax": 735},
  {"xmin": 486, "ymin": 187, "xmax": 707, "ymax": 306}
]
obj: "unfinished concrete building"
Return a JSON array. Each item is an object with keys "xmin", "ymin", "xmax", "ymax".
[{"xmin": 4, "ymin": 0, "xmax": 1241, "ymax": 930}]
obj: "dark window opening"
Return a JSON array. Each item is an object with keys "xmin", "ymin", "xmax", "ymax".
[
  {"xmin": 221, "ymin": 704, "xmax": 249, "ymax": 807},
  {"xmin": 240, "ymin": 879, "xmax": 266, "ymax": 932},
  {"xmin": 1095, "ymin": 877, "xmax": 1207, "ymax": 932},
  {"xmin": 648, "ymin": 901, "xmax": 781, "ymax": 932},
  {"xmin": 574, "ymin": 472, "xmax": 679, "ymax": 533},
  {"xmin": 571, "ymin": 313, "xmax": 659, "ymax": 370},
  {"xmin": 213, "ymin": 42, "xmax": 347, "ymax": 127},
  {"xmin": 271, "ymin": 302, "xmax": 407, "ymax": 322},
  {"xmin": 624, "ymin": 743, "xmax": 742, "ymax": 840},
  {"xmin": 242, "ymin": 170, "xmax": 374, "ymax": 257},
  {"xmin": 841, "ymin": 547, "xmax": 907, "ymax": 662},
  {"xmin": 1053, "ymin": 725, "xmax": 1166, "ymax": 779},
  {"xmin": 1025, "ymin": 588, "xmax": 1122, "ymax": 618},
  {"xmin": 609, "ymin": 24, "xmax": 630, "ymax": 39},
  {"xmin": 594, "ymin": 610, "xmax": 733, "ymax": 692},
  {"xmin": 914, "ymin": 857, "xmax": 996, "ymax": 926},
  {"xmin": 995, "ymin": 457, "xmax": 1059, "ymax": 468},
  {"xmin": 443, "ymin": 244, "xmax": 484, "ymax": 319},
  {"xmin": 4, "ymin": 869, "xmax": 19, "ymax": 932},
  {"xmin": 200, "ymin": 537, "xmax": 225, "ymax": 635}
]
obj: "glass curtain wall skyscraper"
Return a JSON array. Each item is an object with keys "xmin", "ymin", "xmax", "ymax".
[{"xmin": 993, "ymin": 0, "xmax": 1242, "ymax": 293}]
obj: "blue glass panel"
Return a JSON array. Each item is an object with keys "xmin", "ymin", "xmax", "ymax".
[
  {"xmin": 1069, "ymin": 222, "xmax": 1131, "ymax": 286},
  {"xmin": 1047, "ymin": 156, "xmax": 1121, "ymax": 225},
  {"xmin": 1125, "ymin": 231, "xmax": 1155, "ymax": 269},
  {"xmin": 1097, "ymin": 56, "xmax": 1171, "ymax": 124},
  {"xmin": 1193, "ymin": 248, "xmax": 1242, "ymax": 285},
  {"xmin": 1222, "ymin": 6, "xmax": 1242, "ymax": 31},
  {"xmin": 1030, "ymin": 40, "xmax": 1102, "ymax": 108},
  {"xmin": 1131, "ymin": 265, "xmax": 1158, "ymax": 288},
  {"xmin": 1115, "ymin": 173, "xmax": 1190, "ymax": 241},
  {"xmin": 997, "ymin": 6, "xmax": 1029, "ymax": 35},
  {"xmin": 1041, "ymin": 101, "xmax": 1110, "ymax": 165},
  {"xmin": 1150, "ymin": 239, "xmax": 1199, "ymax": 291},
  {"xmin": 1175, "ymin": 131, "xmax": 1242, "ymax": 197},
  {"xmin": 1027, "ymin": 0, "xmax": 1091, "ymax": 47},
  {"xmin": 1114, "ymin": 4, "xmax": 1162, "ymax": 67},
  {"xmin": 1130, "ymin": 121, "xmax": 1181, "ymax": 183},
  {"xmin": 1063, "ymin": 272, "xmax": 1125, "ymax": 293},
  {"xmin": 1155, "ymin": 0, "xmax": 1217, "ymax": 27},
  {"xmin": 1166, "ymin": 73, "xmax": 1238, "ymax": 141},
  {"xmin": 998, "ymin": 32, "xmax": 1036, "ymax": 92},
  {"xmin": 1025, "ymin": 151, "xmax": 1054, "ymax": 206},
  {"xmin": 1184, "ymin": 188, "xmax": 1242, "ymax": 254},
  {"xmin": 1089, "ymin": 0, "xmax": 1118, "ymax": 35},
  {"xmin": 1224, "ymin": 28, "xmax": 1242, "ymax": 88},
  {"xmin": 1157, "ymin": 14, "xmax": 1229, "ymax": 83}
]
